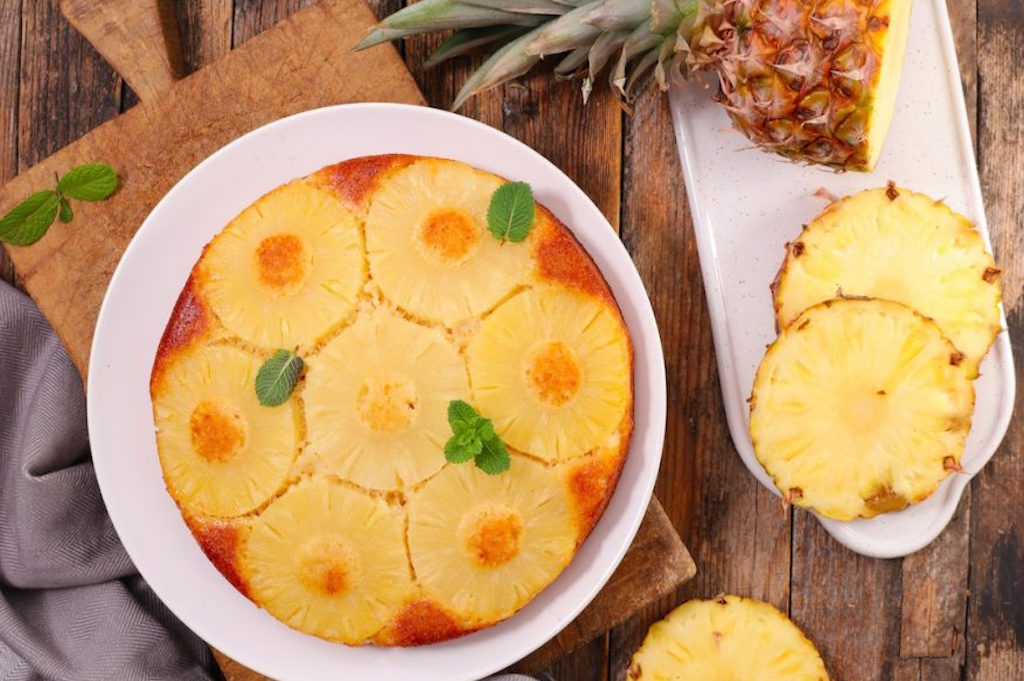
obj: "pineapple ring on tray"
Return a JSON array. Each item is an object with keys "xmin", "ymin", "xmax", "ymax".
[
  {"xmin": 364, "ymin": 158, "xmax": 532, "ymax": 326},
  {"xmin": 628, "ymin": 595, "xmax": 830, "ymax": 681},
  {"xmin": 304, "ymin": 305, "xmax": 469, "ymax": 490},
  {"xmin": 407, "ymin": 457, "xmax": 577, "ymax": 627},
  {"xmin": 243, "ymin": 478, "xmax": 416, "ymax": 644},
  {"xmin": 468, "ymin": 286, "xmax": 632, "ymax": 462},
  {"xmin": 196, "ymin": 178, "xmax": 364, "ymax": 349},
  {"xmin": 152, "ymin": 344, "xmax": 300, "ymax": 518},
  {"xmin": 750, "ymin": 298, "xmax": 975, "ymax": 521},
  {"xmin": 773, "ymin": 185, "xmax": 1002, "ymax": 378},
  {"xmin": 147, "ymin": 152, "xmax": 637, "ymax": 649}
]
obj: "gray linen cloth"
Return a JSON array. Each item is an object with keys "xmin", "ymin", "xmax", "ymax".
[{"xmin": 0, "ymin": 279, "xmax": 543, "ymax": 680}]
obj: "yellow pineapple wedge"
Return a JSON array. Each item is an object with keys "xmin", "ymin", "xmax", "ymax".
[
  {"xmin": 243, "ymin": 478, "xmax": 415, "ymax": 644},
  {"xmin": 628, "ymin": 595, "xmax": 829, "ymax": 681},
  {"xmin": 364, "ymin": 158, "xmax": 532, "ymax": 326},
  {"xmin": 468, "ymin": 286, "xmax": 631, "ymax": 461},
  {"xmin": 152, "ymin": 344, "xmax": 300, "ymax": 518},
  {"xmin": 304, "ymin": 305, "xmax": 469, "ymax": 490},
  {"xmin": 750, "ymin": 298, "xmax": 975, "ymax": 520},
  {"xmin": 774, "ymin": 185, "xmax": 1002, "ymax": 377},
  {"xmin": 407, "ymin": 457, "xmax": 576, "ymax": 626},
  {"xmin": 197, "ymin": 179, "xmax": 363, "ymax": 349}
]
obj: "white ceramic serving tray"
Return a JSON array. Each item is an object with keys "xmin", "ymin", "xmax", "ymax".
[
  {"xmin": 87, "ymin": 104, "xmax": 666, "ymax": 681},
  {"xmin": 669, "ymin": 0, "xmax": 1014, "ymax": 558}
]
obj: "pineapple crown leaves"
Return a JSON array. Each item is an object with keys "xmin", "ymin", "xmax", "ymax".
[
  {"xmin": 255, "ymin": 349, "xmax": 305, "ymax": 407},
  {"xmin": 356, "ymin": 0, "xmax": 711, "ymax": 110},
  {"xmin": 444, "ymin": 400, "xmax": 511, "ymax": 475},
  {"xmin": 0, "ymin": 163, "xmax": 118, "ymax": 246},
  {"xmin": 487, "ymin": 181, "xmax": 536, "ymax": 243}
]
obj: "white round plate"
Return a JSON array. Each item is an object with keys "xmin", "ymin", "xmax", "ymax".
[{"xmin": 87, "ymin": 104, "xmax": 666, "ymax": 681}]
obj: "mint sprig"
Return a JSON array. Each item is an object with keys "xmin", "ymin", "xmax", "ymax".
[
  {"xmin": 255, "ymin": 349, "xmax": 304, "ymax": 407},
  {"xmin": 444, "ymin": 400, "xmax": 510, "ymax": 475},
  {"xmin": 486, "ymin": 181, "xmax": 535, "ymax": 244},
  {"xmin": 0, "ymin": 163, "xmax": 118, "ymax": 246}
]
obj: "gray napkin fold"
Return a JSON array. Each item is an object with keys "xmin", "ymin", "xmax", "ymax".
[
  {"xmin": 0, "ymin": 282, "xmax": 215, "ymax": 681},
  {"xmin": 0, "ymin": 280, "xmax": 545, "ymax": 680}
]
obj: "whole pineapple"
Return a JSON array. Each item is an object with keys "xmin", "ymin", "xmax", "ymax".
[{"xmin": 359, "ymin": 0, "xmax": 913, "ymax": 171}]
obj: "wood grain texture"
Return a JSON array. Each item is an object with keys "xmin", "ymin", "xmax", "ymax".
[
  {"xmin": 967, "ymin": 1, "xmax": 1024, "ymax": 679},
  {"xmin": 60, "ymin": 0, "xmax": 184, "ymax": 100},
  {"xmin": 173, "ymin": 0, "xmax": 232, "ymax": 73},
  {"xmin": 0, "ymin": 0, "xmax": 20, "ymax": 284}
]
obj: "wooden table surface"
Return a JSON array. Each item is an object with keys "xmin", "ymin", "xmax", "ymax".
[{"xmin": 1, "ymin": 1, "xmax": 1021, "ymax": 680}]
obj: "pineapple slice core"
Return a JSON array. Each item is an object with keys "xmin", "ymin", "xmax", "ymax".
[
  {"xmin": 296, "ymin": 536, "xmax": 355, "ymax": 596},
  {"xmin": 416, "ymin": 209, "xmax": 480, "ymax": 266},
  {"xmin": 254, "ymin": 233, "xmax": 312, "ymax": 295},
  {"xmin": 458, "ymin": 504, "xmax": 524, "ymax": 568},
  {"xmin": 356, "ymin": 377, "xmax": 418, "ymax": 432},
  {"xmin": 153, "ymin": 344, "xmax": 299, "ymax": 517},
  {"xmin": 750, "ymin": 299, "xmax": 974, "ymax": 521},
  {"xmin": 189, "ymin": 401, "xmax": 247, "ymax": 463},
  {"xmin": 525, "ymin": 341, "xmax": 582, "ymax": 407}
]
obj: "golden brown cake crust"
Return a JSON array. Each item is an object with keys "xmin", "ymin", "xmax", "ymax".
[{"xmin": 150, "ymin": 154, "xmax": 635, "ymax": 647}]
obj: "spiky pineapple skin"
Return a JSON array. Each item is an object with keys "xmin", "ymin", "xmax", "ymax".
[
  {"xmin": 149, "ymin": 154, "xmax": 635, "ymax": 646},
  {"xmin": 702, "ymin": 0, "xmax": 912, "ymax": 170},
  {"xmin": 771, "ymin": 185, "xmax": 1002, "ymax": 378},
  {"xmin": 628, "ymin": 595, "xmax": 830, "ymax": 680}
]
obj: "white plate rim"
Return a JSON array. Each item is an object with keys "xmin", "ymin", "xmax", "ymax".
[{"xmin": 86, "ymin": 103, "xmax": 666, "ymax": 680}]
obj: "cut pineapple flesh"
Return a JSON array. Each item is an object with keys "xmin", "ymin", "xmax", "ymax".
[
  {"xmin": 153, "ymin": 344, "xmax": 300, "ymax": 517},
  {"xmin": 407, "ymin": 458, "xmax": 576, "ymax": 625},
  {"xmin": 364, "ymin": 158, "xmax": 532, "ymax": 325},
  {"xmin": 628, "ymin": 595, "xmax": 829, "ymax": 681},
  {"xmin": 774, "ymin": 186, "xmax": 1001, "ymax": 377},
  {"xmin": 198, "ymin": 179, "xmax": 364, "ymax": 349},
  {"xmin": 304, "ymin": 306, "xmax": 469, "ymax": 490},
  {"xmin": 468, "ymin": 286, "xmax": 631, "ymax": 461},
  {"xmin": 244, "ymin": 478, "xmax": 415, "ymax": 643},
  {"xmin": 152, "ymin": 155, "xmax": 634, "ymax": 646},
  {"xmin": 750, "ymin": 298, "xmax": 974, "ymax": 521}
]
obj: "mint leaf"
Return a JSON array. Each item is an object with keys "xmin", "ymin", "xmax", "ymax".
[
  {"xmin": 475, "ymin": 436, "xmax": 510, "ymax": 475},
  {"xmin": 57, "ymin": 163, "xmax": 119, "ymax": 201},
  {"xmin": 444, "ymin": 400, "xmax": 510, "ymax": 475},
  {"xmin": 255, "ymin": 349, "xmax": 304, "ymax": 406},
  {"xmin": 58, "ymin": 198, "xmax": 73, "ymax": 224},
  {"xmin": 487, "ymin": 181, "xmax": 535, "ymax": 243},
  {"xmin": 0, "ymin": 190, "xmax": 60, "ymax": 245}
]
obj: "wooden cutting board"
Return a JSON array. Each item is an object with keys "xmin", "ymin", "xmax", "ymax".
[{"xmin": 0, "ymin": 1, "xmax": 696, "ymax": 678}]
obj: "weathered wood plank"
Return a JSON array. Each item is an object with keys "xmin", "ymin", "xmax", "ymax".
[
  {"xmin": 231, "ymin": 0, "xmax": 316, "ymax": 46},
  {"xmin": 791, "ymin": 516, "xmax": 902, "ymax": 681},
  {"xmin": 967, "ymin": 1, "xmax": 1024, "ymax": 677},
  {"xmin": 18, "ymin": 0, "xmax": 122, "ymax": 170},
  {"xmin": 0, "ymin": 0, "xmax": 20, "ymax": 284},
  {"xmin": 173, "ymin": 0, "xmax": 232, "ymax": 73}
]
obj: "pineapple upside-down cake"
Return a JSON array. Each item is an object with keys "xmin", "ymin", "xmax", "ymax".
[{"xmin": 149, "ymin": 155, "xmax": 634, "ymax": 645}]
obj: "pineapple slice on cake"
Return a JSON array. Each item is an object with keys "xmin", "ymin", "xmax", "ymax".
[
  {"xmin": 152, "ymin": 344, "xmax": 300, "ymax": 518},
  {"xmin": 243, "ymin": 478, "xmax": 415, "ymax": 644},
  {"xmin": 197, "ymin": 178, "xmax": 364, "ymax": 349},
  {"xmin": 303, "ymin": 305, "xmax": 469, "ymax": 490},
  {"xmin": 407, "ymin": 457, "xmax": 576, "ymax": 626},
  {"xmin": 750, "ymin": 298, "xmax": 975, "ymax": 520},
  {"xmin": 364, "ymin": 158, "xmax": 532, "ymax": 325},
  {"xmin": 468, "ymin": 286, "xmax": 631, "ymax": 462},
  {"xmin": 628, "ymin": 595, "xmax": 829, "ymax": 681},
  {"xmin": 773, "ymin": 185, "xmax": 1002, "ymax": 377}
]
